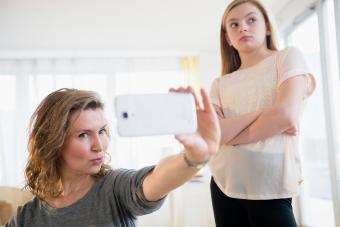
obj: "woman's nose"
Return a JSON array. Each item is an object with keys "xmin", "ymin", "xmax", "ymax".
[{"xmin": 92, "ymin": 135, "xmax": 103, "ymax": 152}]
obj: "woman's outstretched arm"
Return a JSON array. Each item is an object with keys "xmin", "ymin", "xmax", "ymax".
[{"xmin": 142, "ymin": 87, "xmax": 220, "ymax": 202}]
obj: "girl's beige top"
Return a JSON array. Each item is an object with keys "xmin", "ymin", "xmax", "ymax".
[{"xmin": 209, "ymin": 47, "xmax": 315, "ymax": 199}]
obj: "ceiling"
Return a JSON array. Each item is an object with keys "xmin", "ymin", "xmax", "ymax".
[{"xmin": 0, "ymin": 0, "xmax": 295, "ymax": 52}]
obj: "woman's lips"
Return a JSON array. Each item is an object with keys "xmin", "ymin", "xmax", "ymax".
[{"xmin": 91, "ymin": 157, "xmax": 103, "ymax": 165}]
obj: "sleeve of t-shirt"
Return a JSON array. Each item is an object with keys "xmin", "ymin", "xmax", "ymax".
[
  {"xmin": 5, "ymin": 215, "xmax": 17, "ymax": 227},
  {"xmin": 5, "ymin": 203, "xmax": 26, "ymax": 227},
  {"xmin": 109, "ymin": 166, "xmax": 165, "ymax": 217},
  {"xmin": 277, "ymin": 46, "xmax": 316, "ymax": 98},
  {"xmin": 210, "ymin": 78, "xmax": 222, "ymax": 107}
]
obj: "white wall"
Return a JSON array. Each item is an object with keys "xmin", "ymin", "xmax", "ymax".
[
  {"xmin": 0, "ymin": 0, "xmax": 302, "ymax": 88},
  {"xmin": 0, "ymin": 0, "xmax": 227, "ymax": 51},
  {"xmin": 0, "ymin": 0, "xmax": 228, "ymax": 87},
  {"xmin": 199, "ymin": 51, "xmax": 220, "ymax": 89}
]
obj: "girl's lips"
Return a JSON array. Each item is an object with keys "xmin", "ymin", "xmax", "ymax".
[{"xmin": 239, "ymin": 35, "xmax": 252, "ymax": 41}]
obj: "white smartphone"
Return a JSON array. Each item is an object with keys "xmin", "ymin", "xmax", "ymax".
[{"xmin": 114, "ymin": 93, "xmax": 197, "ymax": 137}]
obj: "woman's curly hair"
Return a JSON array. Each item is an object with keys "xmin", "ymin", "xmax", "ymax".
[{"xmin": 25, "ymin": 88, "xmax": 111, "ymax": 200}]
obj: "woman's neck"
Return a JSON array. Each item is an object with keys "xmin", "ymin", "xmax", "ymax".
[
  {"xmin": 60, "ymin": 173, "xmax": 95, "ymax": 196},
  {"xmin": 45, "ymin": 172, "xmax": 96, "ymax": 208},
  {"xmin": 238, "ymin": 47, "xmax": 275, "ymax": 70}
]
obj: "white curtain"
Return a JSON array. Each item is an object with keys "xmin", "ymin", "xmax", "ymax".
[
  {"xmin": 0, "ymin": 56, "xmax": 217, "ymax": 227},
  {"xmin": 0, "ymin": 56, "xmax": 189, "ymax": 187}
]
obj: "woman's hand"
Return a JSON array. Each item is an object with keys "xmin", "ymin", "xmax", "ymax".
[
  {"xmin": 142, "ymin": 86, "xmax": 220, "ymax": 201},
  {"xmin": 169, "ymin": 86, "xmax": 221, "ymax": 163}
]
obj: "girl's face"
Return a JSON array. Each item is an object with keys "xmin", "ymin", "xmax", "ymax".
[
  {"xmin": 225, "ymin": 2, "xmax": 269, "ymax": 53},
  {"xmin": 60, "ymin": 108, "xmax": 109, "ymax": 176}
]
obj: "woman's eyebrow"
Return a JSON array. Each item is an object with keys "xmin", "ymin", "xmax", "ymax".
[{"xmin": 72, "ymin": 124, "xmax": 107, "ymax": 134}]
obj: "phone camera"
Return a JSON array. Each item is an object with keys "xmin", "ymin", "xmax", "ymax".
[{"xmin": 122, "ymin": 112, "xmax": 129, "ymax": 119}]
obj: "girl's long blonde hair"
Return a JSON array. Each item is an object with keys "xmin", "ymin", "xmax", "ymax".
[
  {"xmin": 220, "ymin": 0, "xmax": 278, "ymax": 75},
  {"xmin": 25, "ymin": 88, "xmax": 112, "ymax": 200}
]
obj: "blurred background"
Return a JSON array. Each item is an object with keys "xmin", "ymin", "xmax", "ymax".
[{"xmin": 0, "ymin": 0, "xmax": 339, "ymax": 226}]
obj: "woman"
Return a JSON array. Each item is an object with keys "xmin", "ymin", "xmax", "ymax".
[
  {"xmin": 6, "ymin": 86, "xmax": 220, "ymax": 227},
  {"xmin": 209, "ymin": 0, "xmax": 316, "ymax": 226}
]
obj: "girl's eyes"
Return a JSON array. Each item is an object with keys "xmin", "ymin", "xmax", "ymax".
[
  {"xmin": 229, "ymin": 17, "xmax": 257, "ymax": 29},
  {"xmin": 230, "ymin": 23, "xmax": 238, "ymax": 28},
  {"xmin": 248, "ymin": 17, "xmax": 256, "ymax": 23}
]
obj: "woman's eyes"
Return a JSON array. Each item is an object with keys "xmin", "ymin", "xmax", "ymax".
[
  {"xmin": 78, "ymin": 129, "xmax": 107, "ymax": 138},
  {"xmin": 99, "ymin": 128, "xmax": 107, "ymax": 135},
  {"xmin": 78, "ymin": 132, "xmax": 89, "ymax": 138}
]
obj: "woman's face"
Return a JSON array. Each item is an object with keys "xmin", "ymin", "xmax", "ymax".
[
  {"xmin": 60, "ymin": 108, "xmax": 109, "ymax": 176},
  {"xmin": 225, "ymin": 2, "xmax": 269, "ymax": 53}
]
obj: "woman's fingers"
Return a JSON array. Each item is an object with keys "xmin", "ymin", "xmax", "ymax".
[
  {"xmin": 170, "ymin": 86, "xmax": 200, "ymax": 110},
  {"xmin": 170, "ymin": 87, "xmax": 216, "ymax": 114},
  {"xmin": 200, "ymin": 88, "xmax": 214, "ymax": 113},
  {"xmin": 187, "ymin": 86, "xmax": 200, "ymax": 110}
]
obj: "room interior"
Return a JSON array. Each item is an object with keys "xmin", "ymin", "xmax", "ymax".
[{"xmin": 0, "ymin": 0, "xmax": 340, "ymax": 226}]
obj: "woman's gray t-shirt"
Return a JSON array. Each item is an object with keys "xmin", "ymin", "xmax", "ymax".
[{"xmin": 6, "ymin": 166, "xmax": 165, "ymax": 227}]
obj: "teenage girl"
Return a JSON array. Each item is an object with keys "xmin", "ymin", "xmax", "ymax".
[{"xmin": 209, "ymin": 1, "xmax": 316, "ymax": 226}]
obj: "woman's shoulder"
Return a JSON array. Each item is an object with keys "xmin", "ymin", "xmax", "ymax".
[
  {"xmin": 16, "ymin": 197, "xmax": 40, "ymax": 215},
  {"xmin": 99, "ymin": 168, "xmax": 138, "ymax": 187},
  {"xmin": 104, "ymin": 166, "xmax": 155, "ymax": 181},
  {"xmin": 6, "ymin": 198, "xmax": 40, "ymax": 226},
  {"xmin": 98, "ymin": 167, "xmax": 155, "ymax": 195},
  {"xmin": 103, "ymin": 166, "xmax": 157, "ymax": 186}
]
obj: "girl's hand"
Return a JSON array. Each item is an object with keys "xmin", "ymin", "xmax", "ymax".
[
  {"xmin": 284, "ymin": 126, "xmax": 298, "ymax": 136},
  {"xmin": 213, "ymin": 105, "xmax": 225, "ymax": 119}
]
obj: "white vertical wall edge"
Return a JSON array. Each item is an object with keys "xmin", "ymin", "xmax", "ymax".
[
  {"xmin": 317, "ymin": 2, "xmax": 340, "ymax": 227},
  {"xmin": 334, "ymin": 0, "xmax": 340, "ymax": 82},
  {"xmin": 276, "ymin": 0, "xmax": 319, "ymax": 33}
]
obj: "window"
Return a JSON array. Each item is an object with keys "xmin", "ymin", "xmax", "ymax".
[
  {"xmin": 0, "ymin": 75, "xmax": 16, "ymax": 111},
  {"xmin": 286, "ymin": 0, "xmax": 340, "ymax": 225},
  {"xmin": 0, "ymin": 56, "xmax": 189, "ymax": 186}
]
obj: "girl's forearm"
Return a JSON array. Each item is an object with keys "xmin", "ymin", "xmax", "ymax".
[
  {"xmin": 227, "ymin": 106, "xmax": 295, "ymax": 145},
  {"xmin": 220, "ymin": 110, "xmax": 261, "ymax": 144}
]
